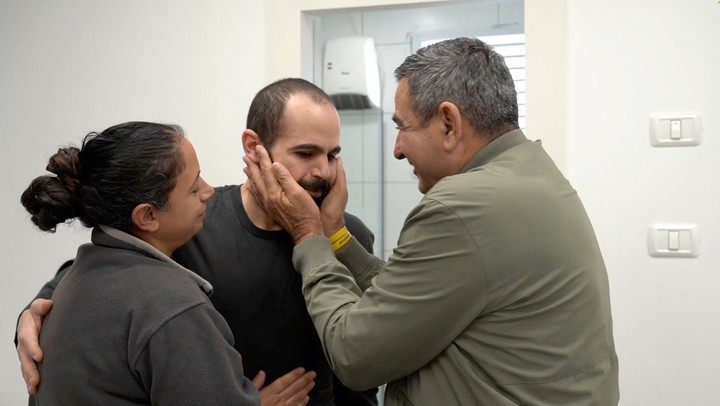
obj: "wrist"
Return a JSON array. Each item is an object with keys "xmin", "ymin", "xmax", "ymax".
[
  {"xmin": 292, "ymin": 222, "xmax": 324, "ymax": 245},
  {"xmin": 329, "ymin": 226, "xmax": 352, "ymax": 252}
]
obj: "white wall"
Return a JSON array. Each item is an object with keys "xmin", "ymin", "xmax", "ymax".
[
  {"xmin": 564, "ymin": 1, "xmax": 720, "ymax": 404},
  {"xmin": 0, "ymin": 0, "xmax": 266, "ymax": 403}
]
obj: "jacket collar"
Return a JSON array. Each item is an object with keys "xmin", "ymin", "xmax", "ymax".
[
  {"xmin": 93, "ymin": 225, "xmax": 213, "ymax": 295},
  {"xmin": 461, "ymin": 129, "xmax": 528, "ymax": 173}
]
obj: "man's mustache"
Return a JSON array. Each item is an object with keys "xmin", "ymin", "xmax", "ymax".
[{"xmin": 299, "ymin": 178, "xmax": 330, "ymax": 196}]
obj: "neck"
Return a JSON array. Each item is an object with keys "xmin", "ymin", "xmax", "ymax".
[
  {"xmin": 463, "ymin": 125, "xmax": 518, "ymax": 163},
  {"xmin": 484, "ymin": 124, "xmax": 518, "ymax": 142},
  {"xmin": 240, "ymin": 183, "xmax": 282, "ymax": 231}
]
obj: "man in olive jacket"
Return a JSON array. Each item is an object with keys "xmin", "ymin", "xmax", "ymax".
[{"xmin": 246, "ymin": 37, "xmax": 619, "ymax": 405}]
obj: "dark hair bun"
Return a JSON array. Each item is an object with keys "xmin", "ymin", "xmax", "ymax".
[
  {"xmin": 20, "ymin": 147, "xmax": 82, "ymax": 232},
  {"xmin": 46, "ymin": 147, "xmax": 81, "ymax": 194}
]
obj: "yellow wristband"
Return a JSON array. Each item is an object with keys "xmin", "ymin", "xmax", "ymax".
[{"xmin": 329, "ymin": 226, "xmax": 352, "ymax": 252}]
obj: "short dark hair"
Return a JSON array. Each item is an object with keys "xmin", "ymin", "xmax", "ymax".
[
  {"xmin": 21, "ymin": 121, "xmax": 185, "ymax": 233},
  {"xmin": 394, "ymin": 37, "xmax": 519, "ymax": 135},
  {"xmin": 246, "ymin": 78, "xmax": 333, "ymax": 150}
]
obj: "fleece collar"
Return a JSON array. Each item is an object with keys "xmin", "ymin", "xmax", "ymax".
[{"xmin": 94, "ymin": 225, "xmax": 214, "ymax": 296}]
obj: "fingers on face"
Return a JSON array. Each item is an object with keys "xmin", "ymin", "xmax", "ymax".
[
  {"xmin": 255, "ymin": 145, "xmax": 273, "ymax": 171},
  {"xmin": 336, "ymin": 157, "xmax": 346, "ymax": 187},
  {"xmin": 243, "ymin": 149, "xmax": 276, "ymax": 200},
  {"xmin": 242, "ymin": 156, "xmax": 260, "ymax": 195}
]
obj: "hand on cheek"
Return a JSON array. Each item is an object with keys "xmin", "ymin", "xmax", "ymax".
[{"xmin": 244, "ymin": 145, "xmax": 323, "ymax": 244}]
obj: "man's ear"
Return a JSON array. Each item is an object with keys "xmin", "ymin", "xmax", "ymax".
[
  {"xmin": 131, "ymin": 203, "xmax": 160, "ymax": 233},
  {"xmin": 242, "ymin": 129, "xmax": 261, "ymax": 159},
  {"xmin": 437, "ymin": 101, "xmax": 463, "ymax": 151}
]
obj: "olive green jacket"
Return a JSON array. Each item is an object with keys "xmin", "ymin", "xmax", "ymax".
[{"xmin": 293, "ymin": 130, "xmax": 619, "ymax": 405}]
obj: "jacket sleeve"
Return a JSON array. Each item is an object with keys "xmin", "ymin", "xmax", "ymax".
[
  {"xmin": 37, "ymin": 260, "xmax": 73, "ymax": 298},
  {"xmin": 14, "ymin": 260, "xmax": 74, "ymax": 346},
  {"xmin": 133, "ymin": 302, "xmax": 260, "ymax": 405},
  {"xmin": 292, "ymin": 198, "xmax": 487, "ymax": 390}
]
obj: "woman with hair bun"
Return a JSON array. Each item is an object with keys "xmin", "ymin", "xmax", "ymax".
[{"xmin": 21, "ymin": 121, "xmax": 314, "ymax": 406}]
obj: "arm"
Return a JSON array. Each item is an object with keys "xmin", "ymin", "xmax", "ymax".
[
  {"xmin": 15, "ymin": 260, "xmax": 73, "ymax": 344},
  {"xmin": 15, "ymin": 260, "xmax": 73, "ymax": 394},
  {"xmin": 342, "ymin": 213, "xmax": 380, "ymax": 292},
  {"xmin": 293, "ymin": 199, "xmax": 487, "ymax": 390}
]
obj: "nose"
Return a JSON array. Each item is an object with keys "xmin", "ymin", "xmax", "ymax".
[
  {"xmin": 393, "ymin": 136, "xmax": 406, "ymax": 160},
  {"xmin": 311, "ymin": 157, "xmax": 331, "ymax": 179},
  {"xmin": 199, "ymin": 177, "xmax": 214, "ymax": 202}
]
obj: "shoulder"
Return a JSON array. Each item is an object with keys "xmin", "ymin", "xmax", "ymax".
[
  {"xmin": 122, "ymin": 262, "xmax": 213, "ymax": 342},
  {"xmin": 343, "ymin": 212, "xmax": 375, "ymax": 253},
  {"xmin": 207, "ymin": 185, "xmax": 240, "ymax": 209},
  {"xmin": 198, "ymin": 184, "xmax": 242, "ymax": 229},
  {"xmin": 70, "ymin": 249, "xmax": 213, "ymax": 335},
  {"xmin": 343, "ymin": 212, "xmax": 368, "ymax": 232},
  {"xmin": 90, "ymin": 252, "xmax": 211, "ymax": 306},
  {"xmin": 212, "ymin": 184, "xmax": 239, "ymax": 194}
]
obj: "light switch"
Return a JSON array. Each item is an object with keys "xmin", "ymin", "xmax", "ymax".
[
  {"xmin": 670, "ymin": 120, "xmax": 682, "ymax": 140},
  {"xmin": 650, "ymin": 113, "xmax": 702, "ymax": 147},
  {"xmin": 648, "ymin": 223, "xmax": 699, "ymax": 258},
  {"xmin": 668, "ymin": 231, "xmax": 680, "ymax": 250}
]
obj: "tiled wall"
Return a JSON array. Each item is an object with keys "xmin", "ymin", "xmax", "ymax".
[
  {"xmin": 338, "ymin": 109, "xmax": 385, "ymax": 255},
  {"xmin": 313, "ymin": 0, "xmax": 524, "ymax": 259}
]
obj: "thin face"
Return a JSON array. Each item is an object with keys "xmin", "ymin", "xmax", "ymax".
[
  {"xmin": 268, "ymin": 93, "xmax": 341, "ymax": 205},
  {"xmin": 392, "ymin": 79, "xmax": 448, "ymax": 194},
  {"xmin": 155, "ymin": 137, "xmax": 214, "ymax": 252}
]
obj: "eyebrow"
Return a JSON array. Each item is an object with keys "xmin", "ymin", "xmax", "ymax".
[
  {"xmin": 188, "ymin": 171, "xmax": 201, "ymax": 191},
  {"xmin": 290, "ymin": 144, "xmax": 342, "ymax": 155}
]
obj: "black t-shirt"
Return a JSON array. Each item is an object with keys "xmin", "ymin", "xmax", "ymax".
[{"xmin": 173, "ymin": 185, "xmax": 377, "ymax": 406}]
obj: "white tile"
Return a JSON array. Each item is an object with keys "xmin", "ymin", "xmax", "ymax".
[
  {"xmin": 360, "ymin": 111, "xmax": 383, "ymax": 182},
  {"xmin": 346, "ymin": 181, "xmax": 382, "ymax": 216},
  {"xmin": 375, "ymin": 43, "xmax": 409, "ymax": 115},
  {"xmin": 346, "ymin": 181, "xmax": 383, "ymax": 256},
  {"xmin": 338, "ymin": 112, "xmax": 365, "ymax": 183},
  {"xmin": 363, "ymin": 181, "xmax": 384, "ymax": 256},
  {"xmin": 339, "ymin": 110, "xmax": 383, "ymax": 183},
  {"xmin": 382, "ymin": 116, "xmax": 417, "ymax": 183},
  {"xmin": 383, "ymin": 182, "xmax": 422, "ymax": 254},
  {"xmin": 345, "ymin": 182, "xmax": 364, "ymax": 215}
]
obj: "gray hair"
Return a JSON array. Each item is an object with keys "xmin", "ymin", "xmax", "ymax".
[{"xmin": 394, "ymin": 37, "xmax": 518, "ymax": 135}]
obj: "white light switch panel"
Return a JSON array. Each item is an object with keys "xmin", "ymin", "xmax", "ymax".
[
  {"xmin": 649, "ymin": 113, "xmax": 702, "ymax": 147},
  {"xmin": 647, "ymin": 223, "xmax": 699, "ymax": 258}
]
